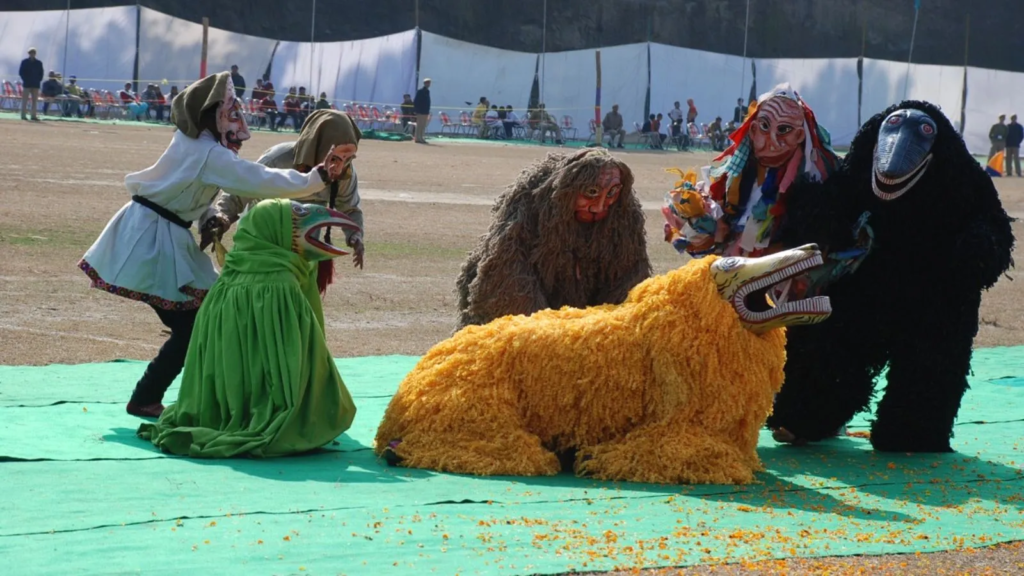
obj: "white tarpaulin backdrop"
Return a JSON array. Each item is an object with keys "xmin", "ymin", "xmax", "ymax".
[
  {"xmin": 4, "ymin": 7, "xmax": 1022, "ymax": 156},
  {"xmin": 138, "ymin": 7, "xmax": 277, "ymax": 92},
  {"xmin": 862, "ymin": 59, "xmax": 964, "ymax": 128},
  {"xmin": 964, "ymin": 66, "xmax": 1024, "ymax": 156},
  {"xmin": 418, "ymin": 31, "xmax": 537, "ymax": 131},
  {"xmin": 540, "ymin": 43, "xmax": 648, "ymax": 137},
  {"xmin": 0, "ymin": 7, "xmax": 135, "ymax": 94},
  {"xmin": 756, "ymin": 58, "xmax": 862, "ymax": 147},
  {"xmin": 272, "ymin": 30, "xmax": 417, "ymax": 110},
  {"xmin": 649, "ymin": 43, "xmax": 751, "ymax": 129}
]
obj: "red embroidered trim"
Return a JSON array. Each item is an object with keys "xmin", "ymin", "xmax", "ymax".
[{"xmin": 78, "ymin": 259, "xmax": 207, "ymax": 311}]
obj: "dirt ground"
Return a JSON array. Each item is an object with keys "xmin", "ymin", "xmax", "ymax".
[{"xmin": 2, "ymin": 118, "xmax": 1024, "ymax": 574}]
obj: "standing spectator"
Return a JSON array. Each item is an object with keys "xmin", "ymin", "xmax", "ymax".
[
  {"xmin": 503, "ymin": 105, "xmax": 520, "ymax": 139},
  {"xmin": 667, "ymin": 101, "xmax": 684, "ymax": 144},
  {"xmin": 733, "ymin": 98, "xmax": 745, "ymax": 124},
  {"xmin": 230, "ymin": 65, "xmax": 246, "ymax": 99},
  {"xmin": 707, "ymin": 116, "xmax": 725, "ymax": 151},
  {"xmin": 315, "ymin": 92, "xmax": 331, "ymax": 110},
  {"xmin": 686, "ymin": 98, "xmax": 697, "ymax": 125},
  {"xmin": 1006, "ymin": 114, "xmax": 1023, "ymax": 177},
  {"xmin": 472, "ymin": 96, "xmax": 489, "ymax": 137},
  {"xmin": 602, "ymin": 103, "xmax": 625, "ymax": 148},
  {"xmin": 19, "ymin": 47, "xmax": 43, "ymax": 121},
  {"xmin": 413, "ymin": 78, "xmax": 431, "ymax": 144},
  {"xmin": 40, "ymin": 71, "xmax": 64, "ymax": 116},
  {"xmin": 990, "ymin": 114, "xmax": 1008, "ymax": 160},
  {"xmin": 119, "ymin": 82, "xmax": 149, "ymax": 120},
  {"xmin": 400, "ymin": 93, "xmax": 415, "ymax": 131}
]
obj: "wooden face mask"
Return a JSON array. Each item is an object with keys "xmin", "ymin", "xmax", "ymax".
[
  {"xmin": 750, "ymin": 95, "xmax": 806, "ymax": 168},
  {"xmin": 574, "ymin": 165, "xmax": 623, "ymax": 223},
  {"xmin": 216, "ymin": 79, "xmax": 251, "ymax": 154}
]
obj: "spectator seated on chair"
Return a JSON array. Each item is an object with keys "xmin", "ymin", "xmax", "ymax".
[
  {"xmin": 484, "ymin": 105, "xmax": 504, "ymax": 139},
  {"xmin": 261, "ymin": 91, "xmax": 280, "ymax": 131},
  {"xmin": 602, "ymin": 104, "xmax": 626, "ymax": 149},
  {"xmin": 118, "ymin": 82, "xmax": 148, "ymax": 120},
  {"xmin": 707, "ymin": 116, "xmax": 726, "ymax": 151},
  {"xmin": 251, "ymin": 79, "xmax": 268, "ymax": 104},
  {"xmin": 400, "ymin": 94, "xmax": 414, "ymax": 131},
  {"xmin": 651, "ymin": 114, "xmax": 667, "ymax": 149},
  {"xmin": 40, "ymin": 71, "xmax": 65, "ymax": 115},
  {"xmin": 315, "ymin": 92, "xmax": 331, "ymax": 111},
  {"xmin": 529, "ymin": 103, "xmax": 565, "ymax": 145},
  {"xmin": 62, "ymin": 74, "xmax": 86, "ymax": 118},
  {"xmin": 280, "ymin": 87, "xmax": 302, "ymax": 132},
  {"xmin": 724, "ymin": 120, "xmax": 737, "ymax": 138},
  {"xmin": 142, "ymin": 83, "xmax": 167, "ymax": 122},
  {"xmin": 503, "ymin": 106, "xmax": 521, "ymax": 139},
  {"xmin": 641, "ymin": 115, "xmax": 659, "ymax": 149},
  {"xmin": 297, "ymin": 86, "xmax": 312, "ymax": 123}
]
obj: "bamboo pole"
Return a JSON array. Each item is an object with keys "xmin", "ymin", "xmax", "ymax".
[
  {"xmin": 200, "ymin": 17, "xmax": 209, "ymax": 78},
  {"xmin": 595, "ymin": 50, "xmax": 603, "ymax": 146}
]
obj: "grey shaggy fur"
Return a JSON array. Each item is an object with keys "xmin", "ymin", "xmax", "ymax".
[{"xmin": 454, "ymin": 149, "xmax": 652, "ymax": 332}]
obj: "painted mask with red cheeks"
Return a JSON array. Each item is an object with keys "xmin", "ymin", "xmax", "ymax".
[
  {"xmin": 750, "ymin": 96, "xmax": 806, "ymax": 168},
  {"xmin": 216, "ymin": 80, "xmax": 251, "ymax": 154},
  {"xmin": 574, "ymin": 165, "xmax": 622, "ymax": 223}
]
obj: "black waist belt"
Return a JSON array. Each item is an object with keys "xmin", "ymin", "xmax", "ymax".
[{"xmin": 132, "ymin": 195, "xmax": 192, "ymax": 230}]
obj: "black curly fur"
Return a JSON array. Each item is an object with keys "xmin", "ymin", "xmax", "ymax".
[{"xmin": 767, "ymin": 100, "xmax": 1016, "ymax": 453}]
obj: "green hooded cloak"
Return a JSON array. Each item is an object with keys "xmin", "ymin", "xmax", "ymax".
[{"xmin": 138, "ymin": 199, "xmax": 356, "ymax": 457}]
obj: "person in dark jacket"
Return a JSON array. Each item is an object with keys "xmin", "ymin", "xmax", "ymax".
[
  {"xmin": 19, "ymin": 48, "xmax": 44, "ymax": 121},
  {"xmin": 230, "ymin": 65, "xmax": 246, "ymax": 99},
  {"xmin": 413, "ymin": 78, "xmax": 431, "ymax": 144},
  {"xmin": 1006, "ymin": 114, "xmax": 1023, "ymax": 177}
]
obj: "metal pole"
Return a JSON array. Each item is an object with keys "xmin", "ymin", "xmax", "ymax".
[
  {"xmin": 740, "ymin": 0, "xmax": 749, "ymax": 100},
  {"xmin": 541, "ymin": 0, "xmax": 546, "ymax": 103},
  {"xmin": 905, "ymin": 3, "xmax": 919, "ymax": 99},
  {"xmin": 62, "ymin": 0, "xmax": 70, "ymax": 87},
  {"xmin": 310, "ymin": 0, "xmax": 316, "ymax": 99}
]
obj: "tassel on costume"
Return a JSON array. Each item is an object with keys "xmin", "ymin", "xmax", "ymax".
[
  {"xmin": 317, "ymin": 259, "xmax": 334, "ymax": 295},
  {"xmin": 317, "ymin": 180, "xmax": 342, "ymax": 296}
]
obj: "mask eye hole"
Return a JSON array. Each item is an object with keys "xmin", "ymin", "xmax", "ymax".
[
  {"xmin": 887, "ymin": 115, "xmax": 902, "ymax": 125},
  {"xmin": 291, "ymin": 202, "xmax": 310, "ymax": 217},
  {"xmin": 921, "ymin": 123, "xmax": 935, "ymax": 136}
]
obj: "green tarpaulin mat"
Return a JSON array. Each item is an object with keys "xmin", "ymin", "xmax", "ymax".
[{"xmin": 1, "ymin": 349, "xmax": 1023, "ymax": 575}]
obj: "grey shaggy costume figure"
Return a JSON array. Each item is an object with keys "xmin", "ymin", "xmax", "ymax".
[{"xmin": 454, "ymin": 149, "xmax": 652, "ymax": 331}]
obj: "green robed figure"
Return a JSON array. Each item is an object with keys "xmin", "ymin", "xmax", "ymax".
[{"xmin": 139, "ymin": 198, "xmax": 360, "ymax": 457}]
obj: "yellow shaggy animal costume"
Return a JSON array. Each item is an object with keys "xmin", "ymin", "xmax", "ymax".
[{"xmin": 374, "ymin": 246, "xmax": 831, "ymax": 485}]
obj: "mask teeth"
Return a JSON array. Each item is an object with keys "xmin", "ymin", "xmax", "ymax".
[{"xmin": 291, "ymin": 213, "xmax": 301, "ymax": 254}]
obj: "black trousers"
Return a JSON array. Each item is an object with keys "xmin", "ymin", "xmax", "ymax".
[{"xmin": 130, "ymin": 305, "xmax": 198, "ymax": 405}]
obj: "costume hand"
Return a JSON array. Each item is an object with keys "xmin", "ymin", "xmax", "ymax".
[
  {"xmin": 199, "ymin": 214, "xmax": 231, "ymax": 251},
  {"xmin": 349, "ymin": 237, "xmax": 365, "ymax": 269}
]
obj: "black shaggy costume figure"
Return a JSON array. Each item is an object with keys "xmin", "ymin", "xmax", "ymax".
[{"xmin": 767, "ymin": 100, "xmax": 1015, "ymax": 453}]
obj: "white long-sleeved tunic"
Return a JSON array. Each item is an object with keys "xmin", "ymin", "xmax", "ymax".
[{"xmin": 79, "ymin": 130, "xmax": 326, "ymax": 310}]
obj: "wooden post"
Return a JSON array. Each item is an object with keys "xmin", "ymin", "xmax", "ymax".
[
  {"xmin": 594, "ymin": 50, "xmax": 602, "ymax": 147},
  {"xmin": 200, "ymin": 17, "xmax": 209, "ymax": 78}
]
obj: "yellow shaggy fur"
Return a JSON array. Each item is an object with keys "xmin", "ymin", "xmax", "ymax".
[{"xmin": 373, "ymin": 256, "xmax": 787, "ymax": 485}]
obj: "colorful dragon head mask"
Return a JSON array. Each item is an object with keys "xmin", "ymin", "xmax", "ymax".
[
  {"xmin": 289, "ymin": 201, "xmax": 362, "ymax": 262},
  {"xmin": 710, "ymin": 244, "xmax": 832, "ymax": 334}
]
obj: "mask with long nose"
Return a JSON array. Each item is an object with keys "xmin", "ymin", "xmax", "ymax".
[
  {"xmin": 750, "ymin": 96, "xmax": 806, "ymax": 168},
  {"xmin": 710, "ymin": 244, "xmax": 832, "ymax": 334}
]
